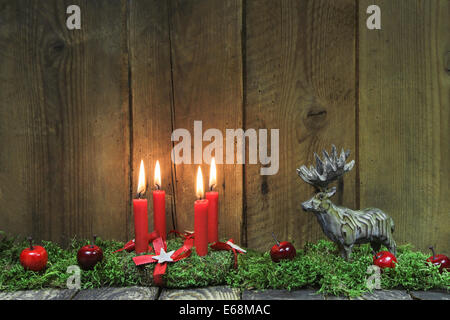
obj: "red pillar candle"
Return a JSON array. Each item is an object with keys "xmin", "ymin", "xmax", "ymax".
[
  {"xmin": 153, "ymin": 160, "xmax": 166, "ymax": 240},
  {"xmin": 134, "ymin": 160, "xmax": 148, "ymax": 254},
  {"xmin": 194, "ymin": 166, "xmax": 209, "ymax": 256},
  {"xmin": 206, "ymin": 157, "xmax": 219, "ymax": 243}
]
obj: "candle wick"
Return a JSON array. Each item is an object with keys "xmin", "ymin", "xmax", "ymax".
[
  {"xmin": 155, "ymin": 184, "xmax": 161, "ymax": 190},
  {"xmin": 209, "ymin": 184, "xmax": 215, "ymax": 191}
]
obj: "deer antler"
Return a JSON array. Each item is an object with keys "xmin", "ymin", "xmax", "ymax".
[{"xmin": 297, "ymin": 145, "xmax": 354, "ymax": 190}]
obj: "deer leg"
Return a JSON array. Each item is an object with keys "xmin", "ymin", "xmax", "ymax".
[
  {"xmin": 371, "ymin": 242, "xmax": 381, "ymax": 254},
  {"xmin": 343, "ymin": 245, "xmax": 353, "ymax": 261},
  {"xmin": 337, "ymin": 243, "xmax": 347, "ymax": 260}
]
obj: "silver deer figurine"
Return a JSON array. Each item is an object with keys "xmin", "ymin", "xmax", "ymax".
[{"xmin": 297, "ymin": 145, "xmax": 396, "ymax": 261}]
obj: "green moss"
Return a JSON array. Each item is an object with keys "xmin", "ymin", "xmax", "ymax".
[
  {"xmin": 0, "ymin": 232, "xmax": 448, "ymax": 297},
  {"xmin": 0, "ymin": 234, "xmax": 144, "ymax": 291},
  {"xmin": 226, "ymin": 240, "xmax": 449, "ymax": 297},
  {"xmin": 134, "ymin": 237, "xmax": 234, "ymax": 288},
  {"xmin": 0, "ymin": 233, "xmax": 232, "ymax": 291}
]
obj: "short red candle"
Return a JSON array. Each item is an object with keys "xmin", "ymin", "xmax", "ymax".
[
  {"xmin": 194, "ymin": 199, "xmax": 209, "ymax": 256},
  {"xmin": 153, "ymin": 190, "xmax": 166, "ymax": 240},
  {"xmin": 134, "ymin": 160, "xmax": 148, "ymax": 254},
  {"xmin": 205, "ymin": 191, "xmax": 218, "ymax": 243},
  {"xmin": 206, "ymin": 157, "xmax": 218, "ymax": 243},
  {"xmin": 194, "ymin": 166, "xmax": 209, "ymax": 256},
  {"xmin": 133, "ymin": 198, "xmax": 148, "ymax": 253},
  {"xmin": 153, "ymin": 161, "xmax": 166, "ymax": 240}
]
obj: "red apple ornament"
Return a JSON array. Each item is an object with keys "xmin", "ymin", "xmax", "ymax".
[
  {"xmin": 426, "ymin": 246, "xmax": 450, "ymax": 273},
  {"xmin": 270, "ymin": 233, "xmax": 296, "ymax": 262},
  {"xmin": 20, "ymin": 237, "xmax": 48, "ymax": 271},
  {"xmin": 373, "ymin": 251, "xmax": 397, "ymax": 269},
  {"xmin": 77, "ymin": 235, "xmax": 103, "ymax": 270}
]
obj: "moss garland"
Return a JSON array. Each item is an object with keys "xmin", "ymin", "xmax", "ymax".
[{"xmin": 0, "ymin": 232, "xmax": 448, "ymax": 297}]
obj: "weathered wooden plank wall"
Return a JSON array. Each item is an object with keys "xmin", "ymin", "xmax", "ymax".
[
  {"xmin": 168, "ymin": 0, "xmax": 244, "ymax": 242},
  {"xmin": 0, "ymin": 0, "xmax": 448, "ymax": 253},
  {"xmin": 0, "ymin": 0, "xmax": 130, "ymax": 245},
  {"xmin": 128, "ymin": 0, "xmax": 176, "ymax": 238},
  {"xmin": 245, "ymin": 0, "xmax": 357, "ymax": 251},
  {"xmin": 359, "ymin": 0, "xmax": 450, "ymax": 253}
]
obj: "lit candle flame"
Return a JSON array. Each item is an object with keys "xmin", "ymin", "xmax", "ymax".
[
  {"xmin": 154, "ymin": 160, "xmax": 161, "ymax": 189},
  {"xmin": 209, "ymin": 157, "xmax": 216, "ymax": 190},
  {"xmin": 137, "ymin": 160, "xmax": 146, "ymax": 197},
  {"xmin": 196, "ymin": 166, "xmax": 204, "ymax": 199}
]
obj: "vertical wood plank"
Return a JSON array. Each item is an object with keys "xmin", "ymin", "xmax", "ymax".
[
  {"xmin": 245, "ymin": 0, "xmax": 357, "ymax": 251},
  {"xmin": 169, "ymin": 0, "xmax": 244, "ymax": 242},
  {"xmin": 359, "ymin": 0, "xmax": 450, "ymax": 254},
  {"xmin": 128, "ymin": 0, "xmax": 176, "ymax": 238},
  {"xmin": 0, "ymin": 0, "xmax": 130, "ymax": 245}
]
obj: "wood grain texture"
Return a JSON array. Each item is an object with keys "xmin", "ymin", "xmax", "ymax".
[
  {"xmin": 128, "ymin": 0, "xmax": 176, "ymax": 239},
  {"xmin": 73, "ymin": 286, "xmax": 158, "ymax": 300},
  {"xmin": 159, "ymin": 286, "xmax": 240, "ymax": 300},
  {"xmin": 410, "ymin": 291, "xmax": 450, "ymax": 301},
  {"xmin": 0, "ymin": 0, "xmax": 130, "ymax": 244},
  {"xmin": 0, "ymin": 0, "xmax": 447, "ymax": 255},
  {"xmin": 353, "ymin": 290, "xmax": 412, "ymax": 301},
  {"xmin": 359, "ymin": 0, "xmax": 450, "ymax": 254},
  {"xmin": 242, "ymin": 289, "xmax": 324, "ymax": 300},
  {"xmin": 169, "ymin": 0, "xmax": 244, "ymax": 241},
  {"xmin": 245, "ymin": 0, "xmax": 357, "ymax": 251},
  {"xmin": 0, "ymin": 289, "xmax": 78, "ymax": 300}
]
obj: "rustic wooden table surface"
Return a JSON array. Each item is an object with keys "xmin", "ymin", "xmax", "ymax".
[{"xmin": 0, "ymin": 286, "xmax": 448, "ymax": 300}]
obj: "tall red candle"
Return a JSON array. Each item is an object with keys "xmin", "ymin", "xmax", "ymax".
[
  {"xmin": 194, "ymin": 167, "xmax": 209, "ymax": 256},
  {"xmin": 134, "ymin": 160, "xmax": 148, "ymax": 254},
  {"xmin": 153, "ymin": 161, "xmax": 166, "ymax": 240},
  {"xmin": 206, "ymin": 157, "xmax": 218, "ymax": 243}
]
